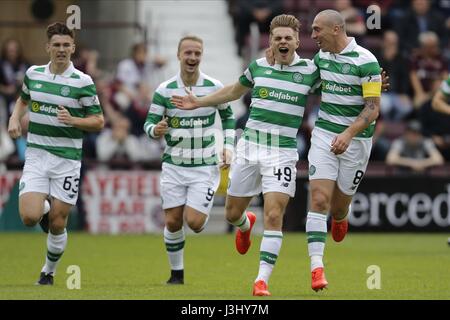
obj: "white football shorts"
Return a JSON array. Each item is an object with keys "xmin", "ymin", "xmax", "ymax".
[
  {"xmin": 160, "ymin": 162, "xmax": 220, "ymax": 215},
  {"xmin": 19, "ymin": 147, "xmax": 81, "ymax": 205},
  {"xmin": 308, "ymin": 127, "xmax": 372, "ymax": 195},
  {"xmin": 227, "ymin": 139, "xmax": 298, "ymax": 198}
]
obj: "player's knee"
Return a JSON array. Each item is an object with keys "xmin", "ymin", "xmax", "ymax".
[
  {"xmin": 310, "ymin": 190, "xmax": 331, "ymax": 212},
  {"xmin": 20, "ymin": 213, "xmax": 40, "ymax": 227},
  {"xmin": 166, "ymin": 216, "xmax": 183, "ymax": 232},
  {"xmin": 265, "ymin": 208, "xmax": 283, "ymax": 227},
  {"xmin": 49, "ymin": 215, "xmax": 67, "ymax": 233},
  {"xmin": 225, "ymin": 203, "xmax": 243, "ymax": 223},
  {"xmin": 186, "ymin": 216, "xmax": 205, "ymax": 233},
  {"xmin": 19, "ymin": 202, "xmax": 42, "ymax": 226}
]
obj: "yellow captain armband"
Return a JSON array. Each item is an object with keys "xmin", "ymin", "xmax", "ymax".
[{"xmin": 362, "ymin": 82, "xmax": 382, "ymax": 98}]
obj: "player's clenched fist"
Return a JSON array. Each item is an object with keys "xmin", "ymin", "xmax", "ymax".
[
  {"xmin": 8, "ymin": 117, "xmax": 22, "ymax": 139},
  {"xmin": 154, "ymin": 117, "xmax": 169, "ymax": 137}
]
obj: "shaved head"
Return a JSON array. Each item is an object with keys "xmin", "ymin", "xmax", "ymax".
[
  {"xmin": 315, "ymin": 9, "xmax": 345, "ymax": 30},
  {"xmin": 311, "ymin": 9, "xmax": 350, "ymax": 53}
]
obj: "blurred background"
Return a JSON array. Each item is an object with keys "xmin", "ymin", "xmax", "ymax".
[{"xmin": 0, "ymin": 0, "xmax": 449, "ymax": 234}]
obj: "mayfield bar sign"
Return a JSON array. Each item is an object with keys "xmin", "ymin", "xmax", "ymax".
[{"xmin": 83, "ymin": 171, "xmax": 164, "ymax": 234}]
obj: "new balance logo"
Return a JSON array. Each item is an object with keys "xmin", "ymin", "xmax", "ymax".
[
  {"xmin": 281, "ymin": 183, "xmax": 289, "ymax": 187},
  {"xmin": 68, "ymin": 194, "xmax": 76, "ymax": 199}
]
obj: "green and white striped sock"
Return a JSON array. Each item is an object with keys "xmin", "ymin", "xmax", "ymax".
[
  {"xmin": 231, "ymin": 212, "xmax": 250, "ymax": 232},
  {"xmin": 164, "ymin": 227, "xmax": 185, "ymax": 270},
  {"xmin": 255, "ymin": 230, "xmax": 283, "ymax": 284},
  {"xmin": 306, "ymin": 212, "xmax": 327, "ymax": 271},
  {"xmin": 42, "ymin": 229, "xmax": 67, "ymax": 275}
]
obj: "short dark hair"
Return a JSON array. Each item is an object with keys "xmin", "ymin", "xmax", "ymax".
[{"xmin": 46, "ymin": 22, "xmax": 74, "ymax": 41}]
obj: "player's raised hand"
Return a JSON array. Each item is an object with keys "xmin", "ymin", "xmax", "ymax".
[
  {"xmin": 57, "ymin": 105, "xmax": 74, "ymax": 125},
  {"xmin": 265, "ymin": 47, "xmax": 275, "ymax": 66},
  {"xmin": 7, "ymin": 117, "xmax": 22, "ymax": 139},
  {"xmin": 381, "ymin": 68, "xmax": 390, "ymax": 92},
  {"xmin": 170, "ymin": 87, "xmax": 199, "ymax": 110},
  {"xmin": 154, "ymin": 116, "xmax": 169, "ymax": 137}
]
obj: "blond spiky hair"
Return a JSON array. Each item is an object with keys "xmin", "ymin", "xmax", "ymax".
[{"xmin": 269, "ymin": 14, "xmax": 301, "ymax": 35}]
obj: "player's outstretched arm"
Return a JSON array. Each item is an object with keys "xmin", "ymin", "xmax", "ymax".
[{"xmin": 171, "ymin": 81, "xmax": 249, "ymax": 110}]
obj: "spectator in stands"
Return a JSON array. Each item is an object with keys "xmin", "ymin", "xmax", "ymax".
[
  {"xmin": 335, "ymin": 0, "xmax": 367, "ymax": 37},
  {"xmin": 386, "ymin": 120, "xmax": 444, "ymax": 173},
  {"xmin": 114, "ymin": 42, "xmax": 166, "ymax": 112},
  {"xmin": 0, "ymin": 39, "xmax": 29, "ymax": 115},
  {"xmin": 410, "ymin": 31, "xmax": 448, "ymax": 110},
  {"xmin": 73, "ymin": 44, "xmax": 100, "ymax": 80},
  {"xmin": 395, "ymin": 0, "xmax": 447, "ymax": 56},
  {"xmin": 126, "ymin": 82, "xmax": 153, "ymax": 136},
  {"xmin": 96, "ymin": 116, "xmax": 141, "ymax": 167},
  {"xmin": 233, "ymin": 0, "xmax": 283, "ymax": 56},
  {"xmin": 376, "ymin": 30, "xmax": 413, "ymax": 120}
]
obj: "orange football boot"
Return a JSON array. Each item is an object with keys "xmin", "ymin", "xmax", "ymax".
[
  {"xmin": 253, "ymin": 280, "xmax": 271, "ymax": 296},
  {"xmin": 331, "ymin": 218, "xmax": 348, "ymax": 242},
  {"xmin": 235, "ymin": 211, "xmax": 256, "ymax": 254},
  {"xmin": 311, "ymin": 267, "xmax": 328, "ymax": 292}
]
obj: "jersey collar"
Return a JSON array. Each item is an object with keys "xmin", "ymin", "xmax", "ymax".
[
  {"xmin": 176, "ymin": 70, "xmax": 205, "ymax": 88},
  {"xmin": 45, "ymin": 61, "xmax": 76, "ymax": 78},
  {"xmin": 339, "ymin": 37, "xmax": 357, "ymax": 54},
  {"xmin": 275, "ymin": 52, "xmax": 301, "ymax": 68}
]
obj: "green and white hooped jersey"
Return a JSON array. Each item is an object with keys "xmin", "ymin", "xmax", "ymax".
[
  {"xmin": 20, "ymin": 62, "xmax": 102, "ymax": 161},
  {"xmin": 239, "ymin": 54, "xmax": 320, "ymax": 149},
  {"xmin": 314, "ymin": 38, "xmax": 381, "ymax": 139},
  {"xmin": 144, "ymin": 71, "xmax": 235, "ymax": 167},
  {"xmin": 440, "ymin": 75, "xmax": 450, "ymax": 99}
]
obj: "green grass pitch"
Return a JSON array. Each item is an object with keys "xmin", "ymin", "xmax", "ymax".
[{"xmin": 0, "ymin": 233, "xmax": 448, "ymax": 299}]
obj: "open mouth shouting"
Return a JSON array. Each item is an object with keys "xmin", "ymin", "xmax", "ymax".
[{"xmin": 278, "ymin": 47, "xmax": 290, "ymax": 59}]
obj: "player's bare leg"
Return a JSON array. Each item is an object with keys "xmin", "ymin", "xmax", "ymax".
[
  {"xmin": 184, "ymin": 206, "xmax": 208, "ymax": 233},
  {"xmin": 164, "ymin": 206, "xmax": 185, "ymax": 284},
  {"xmin": 225, "ymin": 195, "xmax": 255, "ymax": 254},
  {"xmin": 330, "ymin": 188, "xmax": 352, "ymax": 243},
  {"xmin": 37, "ymin": 198, "xmax": 71, "ymax": 285},
  {"xmin": 253, "ymin": 192, "xmax": 289, "ymax": 296},
  {"xmin": 19, "ymin": 192, "xmax": 47, "ymax": 227},
  {"xmin": 307, "ymin": 179, "xmax": 334, "ymax": 291}
]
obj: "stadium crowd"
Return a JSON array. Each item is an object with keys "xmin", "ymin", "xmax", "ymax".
[{"xmin": 1, "ymin": 0, "xmax": 449, "ymax": 176}]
